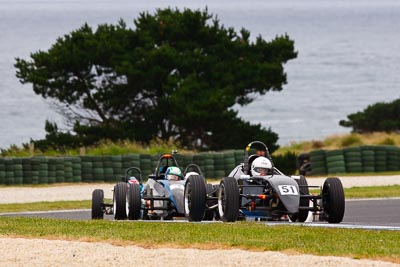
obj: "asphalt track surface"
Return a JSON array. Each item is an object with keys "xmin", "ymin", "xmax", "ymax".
[{"xmin": 2, "ymin": 198, "xmax": 400, "ymax": 230}]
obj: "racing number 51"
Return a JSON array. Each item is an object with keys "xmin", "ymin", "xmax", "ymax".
[{"xmin": 278, "ymin": 185, "xmax": 299, "ymax": 195}]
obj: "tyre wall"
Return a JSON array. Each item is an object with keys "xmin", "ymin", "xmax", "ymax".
[
  {"xmin": 0, "ymin": 151, "xmax": 246, "ymax": 185},
  {"xmin": 309, "ymin": 150, "xmax": 327, "ymax": 175},
  {"xmin": 306, "ymin": 145, "xmax": 400, "ymax": 175},
  {"xmin": 6, "ymin": 145, "xmax": 399, "ymax": 185}
]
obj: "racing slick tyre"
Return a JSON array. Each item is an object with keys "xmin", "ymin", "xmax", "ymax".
[
  {"xmin": 128, "ymin": 183, "xmax": 141, "ymax": 220},
  {"xmin": 184, "ymin": 175, "xmax": 207, "ymax": 222},
  {"xmin": 114, "ymin": 182, "xmax": 127, "ymax": 220},
  {"xmin": 322, "ymin": 177, "xmax": 345, "ymax": 223},
  {"xmin": 91, "ymin": 189, "xmax": 104, "ymax": 219},
  {"xmin": 289, "ymin": 175, "xmax": 310, "ymax": 222},
  {"xmin": 203, "ymin": 183, "xmax": 217, "ymax": 221},
  {"xmin": 218, "ymin": 177, "xmax": 240, "ymax": 222}
]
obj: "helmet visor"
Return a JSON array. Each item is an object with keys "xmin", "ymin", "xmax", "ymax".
[
  {"xmin": 254, "ymin": 167, "xmax": 271, "ymax": 175},
  {"xmin": 167, "ymin": 174, "xmax": 179, "ymax": 180}
]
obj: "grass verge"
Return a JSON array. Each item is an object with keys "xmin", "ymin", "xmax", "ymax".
[
  {"xmin": 0, "ymin": 217, "xmax": 399, "ymax": 263},
  {"xmin": 343, "ymin": 185, "xmax": 400, "ymax": 199},
  {"xmin": 0, "ymin": 201, "xmax": 91, "ymax": 213},
  {"xmin": 308, "ymin": 185, "xmax": 400, "ymax": 198}
]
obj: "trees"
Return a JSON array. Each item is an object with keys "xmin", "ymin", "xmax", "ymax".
[
  {"xmin": 15, "ymin": 8, "xmax": 297, "ymax": 151},
  {"xmin": 339, "ymin": 99, "xmax": 400, "ymax": 133}
]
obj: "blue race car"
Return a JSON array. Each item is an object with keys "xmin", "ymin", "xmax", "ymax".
[{"xmin": 91, "ymin": 152, "xmax": 216, "ymax": 221}]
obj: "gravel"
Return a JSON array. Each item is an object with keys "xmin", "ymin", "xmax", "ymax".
[{"xmin": 0, "ymin": 237, "xmax": 398, "ymax": 267}]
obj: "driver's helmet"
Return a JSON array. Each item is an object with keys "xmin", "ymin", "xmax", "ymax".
[
  {"xmin": 127, "ymin": 176, "xmax": 139, "ymax": 184},
  {"xmin": 165, "ymin": 166, "xmax": 183, "ymax": 181},
  {"xmin": 251, "ymin": 156, "xmax": 273, "ymax": 176}
]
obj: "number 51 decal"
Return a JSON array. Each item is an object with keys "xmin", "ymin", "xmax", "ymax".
[{"xmin": 278, "ymin": 185, "xmax": 299, "ymax": 195}]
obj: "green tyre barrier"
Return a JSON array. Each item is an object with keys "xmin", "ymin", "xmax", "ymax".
[
  {"xmin": 82, "ymin": 172, "xmax": 94, "ymax": 182},
  {"xmin": 325, "ymin": 149, "xmax": 343, "ymax": 157},
  {"xmin": 102, "ymin": 156, "xmax": 113, "ymax": 168},
  {"xmin": 361, "ymin": 155, "xmax": 375, "ymax": 162},
  {"xmin": 12, "ymin": 158, "xmax": 23, "ymax": 185},
  {"xmin": 344, "ymin": 156, "xmax": 362, "ymax": 162},
  {"xmin": 310, "ymin": 167, "xmax": 327, "ymax": 175},
  {"xmin": 213, "ymin": 153, "xmax": 225, "ymax": 175},
  {"xmin": 6, "ymin": 171, "xmax": 15, "ymax": 185},
  {"xmin": 310, "ymin": 154, "xmax": 325, "ymax": 162},
  {"xmin": 374, "ymin": 148, "xmax": 387, "ymax": 172},
  {"xmin": 214, "ymin": 170, "xmax": 226, "ymax": 179},
  {"xmin": 38, "ymin": 170, "xmax": 49, "ymax": 184},
  {"xmin": 92, "ymin": 168, "xmax": 104, "ymax": 182},
  {"xmin": 92, "ymin": 161, "xmax": 103, "ymax": 169},
  {"xmin": 234, "ymin": 150, "xmax": 244, "ymax": 165},
  {"xmin": 327, "ymin": 161, "xmax": 346, "ymax": 169},
  {"xmin": 63, "ymin": 159, "xmax": 73, "ymax": 183},
  {"xmin": 111, "ymin": 155, "xmax": 123, "ymax": 177},
  {"xmin": 310, "ymin": 159, "xmax": 326, "ymax": 168},
  {"xmin": 0, "ymin": 171, "xmax": 5, "ymax": 185},
  {"xmin": 5, "ymin": 158, "xmax": 15, "ymax": 185},
  {"xmin": 326, "ymin": 154, "xmax": 345, "ymax": 163},
  {"xmin": 72, "ymin": 176, "xmax": 81, "ymax": 183},
  {"xmin": 103, "ymin": 168, "xmax": 114, "ymax": 182},
  {"xmin": 223, "ymin": 151, "xmax": 236, "ymax": 173},
  {"xmin": 31, "ymin": 170, "xmax": 39, "ymax": 184},
  {"xmin": 56, "ymin": 171, "xmax": 65, "ymax": 183},
  {"xmin": 327, "ymin": 167, "xmax": 346, "ymax": 174},
  {"xmin": 310, "ymin": 149, "xmax": 326, "ymax": 164},
  {"xmin": 202, "ymin": 165, "xmax": 215, "ymax": 179},
  {"xmin": 346, "ymin": 163, "xmax": 363, "ymax": 173},
  {"xmin": 0, "ymin": 160, "xmax": 5, "ymax": 184},
  {"xmin": 325, "ymin": 150, "xmax": 345, "ymax": 175},
  {"xmin": 122, "ymin": 154, "xmax": 140, "ymax": 169},
  {"xmin": 55, "ymin": 158, "xmax": 65, "ymax": 183},
  {"xmin": 47, "ymin": 158, "xmax": 57, "ymax": 184}
]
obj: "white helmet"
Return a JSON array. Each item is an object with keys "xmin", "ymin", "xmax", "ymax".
[{"xmin": 251, "ymin": 156, "xmax": 273, "ymax": 176}]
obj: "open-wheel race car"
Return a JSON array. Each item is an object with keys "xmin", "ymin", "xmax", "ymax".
[
  {"xmin": 91, "ymin": 166, "xmax": 143, "ymax": 220},
  {"xmin": 91, "ymin": 152, "xmax": 217, "ymax": 221},
  {"xmin": 185, "ymin": 141, "xmax": 345, "ymax": 223}
]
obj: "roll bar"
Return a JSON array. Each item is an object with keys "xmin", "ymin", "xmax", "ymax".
[{"xmin": 243, "ymin": 141, "xmax": 273, "ymax": 175}]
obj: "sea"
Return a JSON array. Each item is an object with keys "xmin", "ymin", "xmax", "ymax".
[{"xmin": 0, "ymin": 0, "xmax": 399, "ymax": 149}]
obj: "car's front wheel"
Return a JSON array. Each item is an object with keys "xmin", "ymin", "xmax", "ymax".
[
  {"xmin": 91, "ymin": 189, "xmax": 104, "ymax": 220},
  {"xmin": 322, "ymin": 177, "xmax": 345, "ymax": 223},
  {"xmin": 184, "ymin": 175, "xmax": 206, "ymax": 222},
  {"xmin": 128, "ymin": 183, "xmax": 141, "ymax": 220},
  {"xmin": 289, "ymin": 175, "xmax": 310, "ymax": 222},
  {"xmin": 218, "ymin": 177, "xmax": 240, "ymax": 222},
  {"xmin": 113, "ymin": 182, "xmax": 127, "ymax": 220}
]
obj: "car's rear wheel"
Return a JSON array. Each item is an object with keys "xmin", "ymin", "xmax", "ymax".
[
  {"xmin": 184, "ymin": 175, "xmax": 206, "ymax": 221},
  {"xmin": 128, "ymin": 183, "xmax": 141, "ymax": 220},
  {"xmin": 289, "ymin": 175, "xmax": 310, "ymax": 222},
  {"xmin": 322, "ymin": 177, "xmax": 345, "ymax": 223},
  {"xmin": 91, "ymin": 189, "xmax": 104, "ymax": 220},
  {"xmin": 218, "ymin": 177, "xmax": 240, "ymax": 222},
  {"xmin": 114, "ymin": 182, "xmax": 127, "ymax": 220}
]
